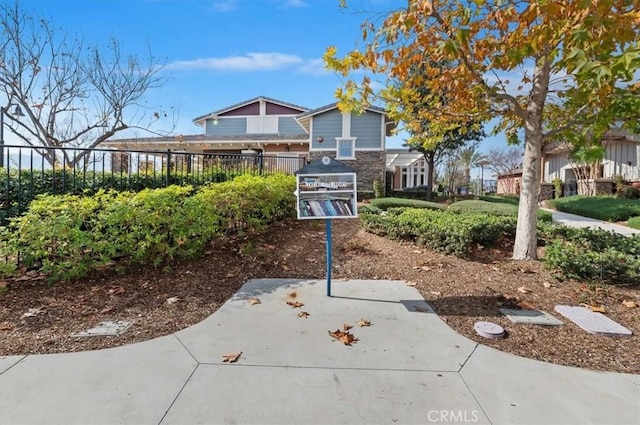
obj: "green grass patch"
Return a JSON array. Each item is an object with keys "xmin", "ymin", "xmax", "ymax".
[
  {"xmin": 448, "ymin": 200, "xmax": 552, "ymax": 222},
  {"xmin": 548, "ymin": 195, "xmax": 640, "ymax": 222},
  {"xmin": 478, "ymin": 195, "xmax": 520, "ymax": 206},
  {"xmin": 628, "ymin": 216, "xmax": 640, "ymax": 230},
  {"xmin": 369, "ymin": 197, "xmax": 445, "ymax": 211}
]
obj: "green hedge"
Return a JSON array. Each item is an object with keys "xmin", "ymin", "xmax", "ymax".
[
  {"xmin": 369, "ymin": 197, "xmax": 445, "ymax": 211},
  {"xmin": 448, "ymin": 200, "xmax": 552, "ymax": 222},
  {"xmin": 0, "ymin": 174, "xmax": 295, "ymax": 282},
  {"xmin": 0, "ymin": 167, "xmax": 245, "ymax": 223},
  {"xmin": 548, "ymin": 195, "xmax": 640, "ymax": 222},
  {"xmin": 540, "ymin": 226, "xmax": 640, "ymax": 284},
  {"xmin": 628, "ymin": 216, "xmax": 640, "ymax": 229},
  {"xmin": 360, "ymin": 207, "xmax": 516, "ymax": 256}
]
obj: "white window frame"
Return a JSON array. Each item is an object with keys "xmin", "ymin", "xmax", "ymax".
[{"xmin": 336, "ymin": 137, "xmax": 356, "ymax": 160}]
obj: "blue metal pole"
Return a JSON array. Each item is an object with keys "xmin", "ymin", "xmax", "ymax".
[{"xmin": 326, "ymin": 218, "xmax": 332, "ymax": 297}]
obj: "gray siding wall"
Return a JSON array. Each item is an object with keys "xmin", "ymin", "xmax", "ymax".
[
  {"xmin": 605, "ymin": 141, "xmax": 640, "ymax": 180},
  {"xmin": 351, "ymin": 112, "xmax": 382, "ymax": 149},
  {"xmin": 311, "ymin": 109, "xmax": 342, "ymax": 149},
  {"xmin": 205, "ymin": 117, "xmax": 248, "ymax": 136},
  {"xmin": 278, "ymin": 117, "xmax": 305, "ymax": 135}
]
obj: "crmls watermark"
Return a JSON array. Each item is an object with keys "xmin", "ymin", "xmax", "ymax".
[{"xmin": 427, "ymin": 410, "xmax": 480, "ymax": 423}]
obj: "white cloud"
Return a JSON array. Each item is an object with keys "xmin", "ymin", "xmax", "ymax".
[
  {"xmin": 168, "ymin": 52, "xmax": 304, "ymax": 72},
  {"xmin": 211, "ymin": 0, "xmax": 240, "ymax": 12},
  {"xmin": 296, "ymin": 58, "xmax": 330, "ymax": 75},
  {"xmin": 278, "ymin": 0, "xmax": 308, "ymax": 8}
]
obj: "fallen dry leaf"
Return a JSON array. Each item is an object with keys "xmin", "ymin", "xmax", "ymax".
[
  {"xmin": 622, "ymin": 300, "xmax": 637, "ymax": 308},
  {"xmin": 100, "ymin": 306, "xmax": 115, "ymax": 314},
  {"xmin": 328, "ymin": 329, "xmax": 358, "ymax": 346},
  {"xmin": 286, "ymin": 300, "xmax": 304, "ymax": 308},
  {"xmin": 221, "ymin": 352, "xmax": 242, "ymax": 363},
  {"xmin": 248, "ymin": 297, "xmax": 261, "ymax": 305},
  {"xmin": 264, "ymin": 244, "xmax": 276, "ymax": 250},
  {"xmin": 517, "ymin": 286, "xmax": 533, "ymax": 294},
  {"xmin": 298, "ymin": 311, "xmax": 310, "ymax": 318},
  {"xmin": 20, "ymin": 307, "xmax": 45, "ymax": 319},
  {"xmin": 107, "ymin": 286, "xmax": 126, "ymax": 296},
  {"xmin": 412, "ymin": 250, "xmax": 422, "ymax": 254},
  {"xmin": 543, "ymin": 281, "xmax": 555, "ymax": 289},
  {"xmin": 357, "ymin": 319, "xmax": 371, "ymax": 327},
  {"xmin": 225, "ymin": 273, "xmax": 235, "ymax": 278},
  {"xmin": 343, "ymin": 323, "xmax": 353, "ymax": 331},
  {"xmin": 517, "ymin": 301, "xmax": 536, "ymax": 310},
  {"xmin": 281, "ymin": 264, "xmax": 291, "ymax": 271},
  {"xmin": 166, "ymin": 296, "xmax": 180, "ymax": 305},
  {"xmin": 405, "ymin": 281, "xmax": 417, "ymax": 287},
  {"xmin": 430, "ymin": 291, "xmax": 442, "ymax": 297},
  {"xmin": 0, "ymin": 323, "xmax": 12, "ymax": 331},
  {"xmin": 413, "ymin": 305, "xmax": 429, "ymax": 313},
  {"xmin": 288, "ymin": 291, "xmax": 297, "ymax": 299},
  {"xmin": 421, "ymin": 266, "xmax": 432, "ymax": 271},
  {"xmin": 581, "ymin": 304, "xmax": 606, "ymax": 313}
]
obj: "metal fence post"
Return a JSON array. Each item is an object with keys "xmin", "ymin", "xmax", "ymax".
[{"xmin": 165, "ymin": 149, "xmax": 172, "ymax": 187}]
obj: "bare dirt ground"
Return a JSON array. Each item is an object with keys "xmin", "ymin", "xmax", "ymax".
[{"xmin": 1, "ymin": 218, "xmax": 639, "ymax": 373}]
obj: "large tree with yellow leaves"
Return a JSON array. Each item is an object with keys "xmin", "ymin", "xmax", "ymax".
[{"xmin": 325, "ymin": 0, "xmax": 639, "ymax": 260}]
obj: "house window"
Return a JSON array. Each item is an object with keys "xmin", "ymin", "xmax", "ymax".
[{"xmin": 336, "ymin": 137, "xmax": 356, "ymax": 160}]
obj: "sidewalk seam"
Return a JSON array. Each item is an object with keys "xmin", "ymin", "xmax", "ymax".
[
  {"xmin": 0, "ymin": 355, "xmax": 28, "ymax": 376},
  {"xmin": 157, "ymin": 363, "xmax": 200, "ymax": 425}
]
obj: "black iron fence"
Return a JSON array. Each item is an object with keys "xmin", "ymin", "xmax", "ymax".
[{"xmin": 1, "ymin": 144, "xmax": 306, "ymax": 222}]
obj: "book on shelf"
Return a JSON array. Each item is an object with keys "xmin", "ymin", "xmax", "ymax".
[{"xmin": 299, "ymin": 198, "xmax": 355, "ymax": 217}]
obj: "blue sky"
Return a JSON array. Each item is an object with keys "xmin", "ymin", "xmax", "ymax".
[{"xmin": 15, "ymin": 0, "xmax": 507, "ymax": 159}]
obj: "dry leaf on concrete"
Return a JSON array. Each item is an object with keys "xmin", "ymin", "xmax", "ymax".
[
  {"xmin": 357, "ymin": 319, "xmax": 371, "ymax": 327},
  {"xmin": 343, "ymin": 323, "xmax": 353, "ymax": 331},
  {"xmin": 221, "ymin": 352, "xmax": 242, "ymax": 363},
  {"xmin": 248, "ymin": 297, "xmax": 261, "ymax": 305},
  {"xmin": 328, "ymin": 329, "xmax": 358, "ymax": 346},
  {"xmin": 286, "ymin": 301, "xmax": 304, "ymax": 308},
  {"xmin": 298, "ymin": 311, "xmax": 310, "ymax": 318}
]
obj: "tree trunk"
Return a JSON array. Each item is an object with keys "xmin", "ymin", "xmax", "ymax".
[
  {"xmin": 513, "ymin": 128, "xmax": 542, "ymax": 260},
  {"xmin": 425, "ymin": 152, "xmax": 435, "ymax": 201},
  {"xmin": 513, "ymin": 55, "xmax": 550, "ymax": 261}
]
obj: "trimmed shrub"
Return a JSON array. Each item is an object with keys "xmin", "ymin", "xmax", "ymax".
[
  {"xmin": 628, "ymin": 216, "xmax": 640, "ymax": 230},
  {"xmin": 448, "ymin": 200, "xmax": 552, "ymax": 222},
  {"xmin": 369, "ymin": 197, "xmax": 445, "ymax": 211},
  {"xmin": 360, "ymin": 207, "xmax": 516, "ymax": 256},
  {"xmin": 539, "ymin": 226, "xmax": 640, "ymax": 284},
  {"xmin": 357, "ymin": 190, "xmax": 375, "ymax": 201},
  {"xmin": 548, "ymin": 195, "xmax": 640, "ymax": 222},
  {"xmin": 0, "ymin": 174, "xmax": 296, "ymax": 282},
  {"xmin": 618, "ymin": 185, "xmax": 640, "ymax": 200}
]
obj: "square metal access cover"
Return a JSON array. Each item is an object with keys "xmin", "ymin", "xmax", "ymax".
[
  {"xmin": 71, "ymin": 320, "xmax": 132, "ymax": 338},
  {"xmin": 554, "ymin": 306, "xmax": 632, "ymax": 336},
  {"xmin": 499, "ymin": 308, "xmax": 564, "ymax": 326}
]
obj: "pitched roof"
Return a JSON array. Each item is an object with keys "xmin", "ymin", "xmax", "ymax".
[
  {"xmin": 103, "ymin": 133, "xmax": 309, "ymax": 146},
  {"xmin": 296, "ymin": 102, "xmax": 387, "ymax": 119},
  {"xmin": 193, "ymin": 96, "xmax": 309, "ymax": 124}
]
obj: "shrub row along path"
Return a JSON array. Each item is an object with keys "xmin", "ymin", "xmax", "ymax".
[{"xmin": 544, "ymin": 208, "xmax": 640, "ymax": 236}]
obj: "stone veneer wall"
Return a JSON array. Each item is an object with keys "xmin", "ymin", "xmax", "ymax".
[{"xmin": 308, "ymin": 151, "xmax": 385, "ymax": 193}]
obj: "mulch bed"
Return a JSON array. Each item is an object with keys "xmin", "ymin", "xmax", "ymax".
[{"xmin": 1, "ymin": 218, "xmax": 638, "ymax": 373}]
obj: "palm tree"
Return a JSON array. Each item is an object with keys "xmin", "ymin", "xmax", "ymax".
[{"xmin": 456, "ymin": 143, "xmax": 488, "ymax": 185}]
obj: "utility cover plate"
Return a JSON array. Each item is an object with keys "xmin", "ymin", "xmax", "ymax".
[
  {"xmin": 554, "ymin": 306, "xmax": 632, "ymax": 336},
  {"xmin": 474, "ymin": 321, "xmax": 505, "ymax": 339},
  {"xmin": 71, "ymin": 320, "xmax": 132, "ymax": 338},
  {"xmin": 499, "ymin": 308, "xmax": 564, "ymax": 326}
]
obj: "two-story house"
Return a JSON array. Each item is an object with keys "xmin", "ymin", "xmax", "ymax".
[{"xmin": 104, "ymin": 95, "xmax": 394, "ymax": 191}]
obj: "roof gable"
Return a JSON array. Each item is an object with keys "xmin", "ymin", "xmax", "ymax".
[{"xmin": 193, "ymin": 96, "xmax": 308, "ymax": 124}]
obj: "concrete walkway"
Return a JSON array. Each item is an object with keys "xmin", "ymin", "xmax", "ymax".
[
  {"xmin": 543, "ymin": 208, "xmax": 640, "ymax": 236},
  {"xmin": 1, "ymin": 279, "xmax": 638, "ymax": 425}
]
